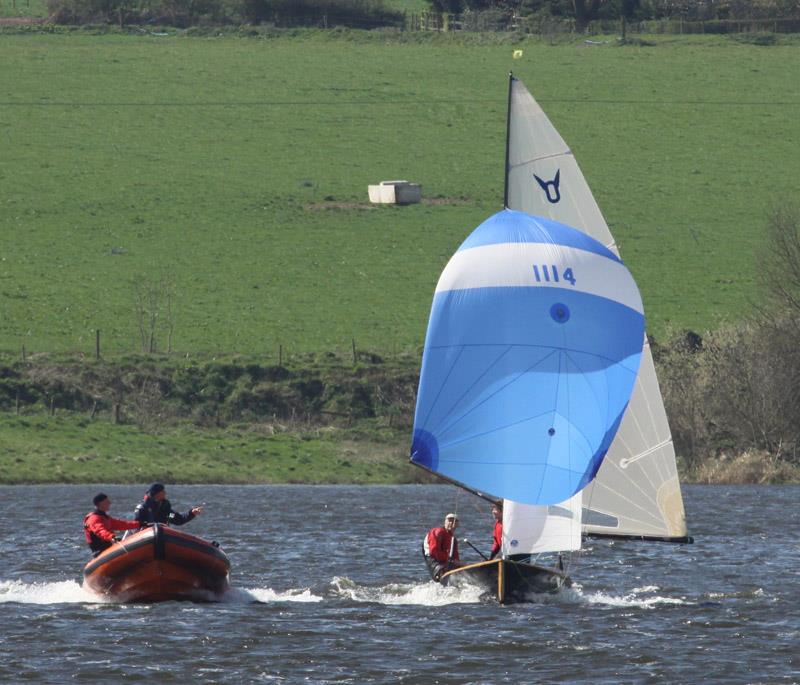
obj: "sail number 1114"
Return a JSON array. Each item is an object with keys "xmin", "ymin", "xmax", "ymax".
[{"xmin": 532, "ymin": 265, "xmax": 576, "ymax": 286}]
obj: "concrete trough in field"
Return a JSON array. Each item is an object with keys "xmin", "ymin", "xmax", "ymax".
[{"xmin": 368, "ymin": 180, "xmax": 422, "ymax": 205}]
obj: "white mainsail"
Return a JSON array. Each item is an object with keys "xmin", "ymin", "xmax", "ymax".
[
  {"xmin": 501, "ymin": 494, "xmax": 582, "ymax": 557},
  {"xmin": 505, "ymin": 76, "xmax": 689, "ymax": 540}
]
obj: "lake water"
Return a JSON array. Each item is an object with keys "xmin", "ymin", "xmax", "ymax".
[{"xmin": 0, "ymin": 484, "xmax": 797, "ymax": 684}]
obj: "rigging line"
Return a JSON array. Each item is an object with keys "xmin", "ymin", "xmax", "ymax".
[
  {"xmin": 412, "ymin": 463, "xmax": 500, "ymax": 505},
  {"xmin": 451, "ymin": 486, "xmax": 464, "ymax": 551}
]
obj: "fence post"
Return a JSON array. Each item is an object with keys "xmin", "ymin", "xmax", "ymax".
[
  {"xmin": 279, "ymin": 344, "xmax": 283, "ymax": 366},
  {"xmin": 352, "ymin": 338, "xmax": 357, "ymax": 364},
  {"xmin": 96, "ymin": 329, "xmax": 101, "ymax": 359}
]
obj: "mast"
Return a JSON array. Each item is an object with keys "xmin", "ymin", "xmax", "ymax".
[{"xmin": 503, "ymin": 72, "xmax": 514, "ymax": 209}]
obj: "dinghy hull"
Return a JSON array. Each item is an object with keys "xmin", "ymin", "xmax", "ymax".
[
  {"xmin": 430, "ymin": 556, "xmax": 570, "ymax": 603},
  {"xmin": 83, "ymin": 524, "xmax": 230, "ymax": 602}
]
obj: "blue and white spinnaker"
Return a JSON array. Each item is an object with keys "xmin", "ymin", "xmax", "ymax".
[{"xmin": 410, "ymin": 209, "xmax": 645, "ymax": 505}]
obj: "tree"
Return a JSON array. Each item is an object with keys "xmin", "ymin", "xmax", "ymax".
[
  {"xmin": 573, "ymin": 0, "xmax": 607, "ymax": 28},
  {"xmin": 520, "ymin": 0, "xmax": 611, "ymax": 29},
  {"xmin": 426, "ymin": 0, "xmax": 465, "ymax": 11},
  {"xmin": 133, "ymin": 273, "xmax": 176, "ymax": 354},
  {"xmin": 760, "ymin": 204, "xmax": 800, "ymax": 320},
  {"xmin": 613, "ymin": 0, "xmax": 643, "ymax": 37}
]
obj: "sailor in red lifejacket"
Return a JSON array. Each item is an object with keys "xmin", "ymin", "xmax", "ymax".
[
  {"xmin": 83, "ymin": 493, "xmax": 140, "ymax": 557},
  {"xmin": 423, "ymin": 513, "xmax": 460, "ymax": 581},
  {"xmin": 489, "ymin": 501, "xmax": 503, "ymax": 559},
  {"xmin": 134, "ymin": 483, "xmax": 203, "ymax": 528}
]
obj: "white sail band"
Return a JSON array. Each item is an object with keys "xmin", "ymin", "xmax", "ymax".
[
  {"xmin": 619, "ymin": 437, "xmax": 673, "ymax": 468},
  {"xmin": 435, "ymin": 242, "xmax": 644, "ymax": 315}
]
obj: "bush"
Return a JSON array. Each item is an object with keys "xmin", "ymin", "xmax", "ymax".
[
  {"xmin": 47, "ymin": 0, "xmax": 404, "ymax": 29},
  {"xmin": 240, "ymin": 0, "xmax": 403, "ymax": 28},
  {"xmin": 659, "ymin": 317, "xmax": 800, "ymax": 467}
]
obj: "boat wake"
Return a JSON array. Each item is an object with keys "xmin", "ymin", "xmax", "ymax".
[
  {"xmin": 0, "ymin": 579, "xmax": 104, "ymax": 604},
  {"xmin": 233, "ymin": 587, "xmax": 323, "ymax": 603},
  {"xmin": 0, "ymin": 578, "xmax": 323, "ymax": 605},
  {"xmin": 564, "ymin": 584, "xmax": 690, "ymax": 609},
  {"xmin": 0, "ymin": 577, "xmax": 689, "ymax": 609},
  {"xmin": 328, "ymin": 576, "xmax": 485, "ymax": 605}
]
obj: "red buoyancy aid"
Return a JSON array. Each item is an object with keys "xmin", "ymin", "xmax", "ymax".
[
  {"xmin": 83, "ymin": 510, "xmax": 139, "ymax": 551},
  {"xmin": 425, "ymin": 526, "xmax": 459, "ymax": 564},
  {"xmin": 491, "ymin": 520, "xmax": 503, "ymax": 558}
]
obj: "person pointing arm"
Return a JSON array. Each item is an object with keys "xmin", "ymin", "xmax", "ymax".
[{"xmin": 134, "ymin": 483, "xmax": 204, "ymax": 527}]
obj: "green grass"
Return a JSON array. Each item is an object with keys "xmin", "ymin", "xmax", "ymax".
[
  {"xmin": 0, "ymin": 410, "xmax": 418, "ymax": 483},
  {"xmin": 0, "ymin": 0, "xmax": 47, "ymax": 19},
  {"xmin": 384, "ymin": 0, "xmax": 429, "ymax": 11},
  {"xmin": 1, "ymin": 31, "xmax": 799, "ymax": 361}
]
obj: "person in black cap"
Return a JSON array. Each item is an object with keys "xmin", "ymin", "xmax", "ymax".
[
  {"xmin": 133, "ymin": 483, "xmax": 203, "ymax": 528},
  {"xmin": 83, "ymin": 493, "xmax": 139, "ymax": 556}
]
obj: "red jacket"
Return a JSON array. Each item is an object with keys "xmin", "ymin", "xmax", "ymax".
[
  {"xmin": 490, "ymin": 520, "xmax": 503, "ymax": 559},
  {"xmin": 83, "ymin": 510, "xmax": 139, "ymax": 552},
  {"xmin": 425, "ymin": 526, "xmax": 459, "ymax": 564}
]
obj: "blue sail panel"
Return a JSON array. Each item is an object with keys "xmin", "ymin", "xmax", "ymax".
[{"xmin": 410, "ymin": 209, "xmax": 645, "ymax": 505}]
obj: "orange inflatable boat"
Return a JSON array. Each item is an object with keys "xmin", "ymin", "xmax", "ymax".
[{"xmin": 83, "ymin": 523, "xmax": 230, "ymax": 602}]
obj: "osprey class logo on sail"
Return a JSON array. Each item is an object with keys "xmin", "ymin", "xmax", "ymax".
[{"xmin": 534, "ymin": 169, "xmax": 562, "ymax": 204}]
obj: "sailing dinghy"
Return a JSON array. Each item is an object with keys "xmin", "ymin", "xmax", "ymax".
[{"xmin": 410, "ymin": 75, "xmax": 691, "ymax": 603}]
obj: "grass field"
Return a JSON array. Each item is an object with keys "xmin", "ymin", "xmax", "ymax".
[
  {"xmin": 386, "ymin": 0, "xmax": 428, "ymax": 11},
  {"xmin": 0, "ymin": 0, "xmax": 47, "ymax": 19},
  {"xmin": 0, "ymin": 410, "xmax": 420, "ymax": 483},
  {"xmin": 1, "ymin": 30, "xmax": 799, "ymax": 361}
]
